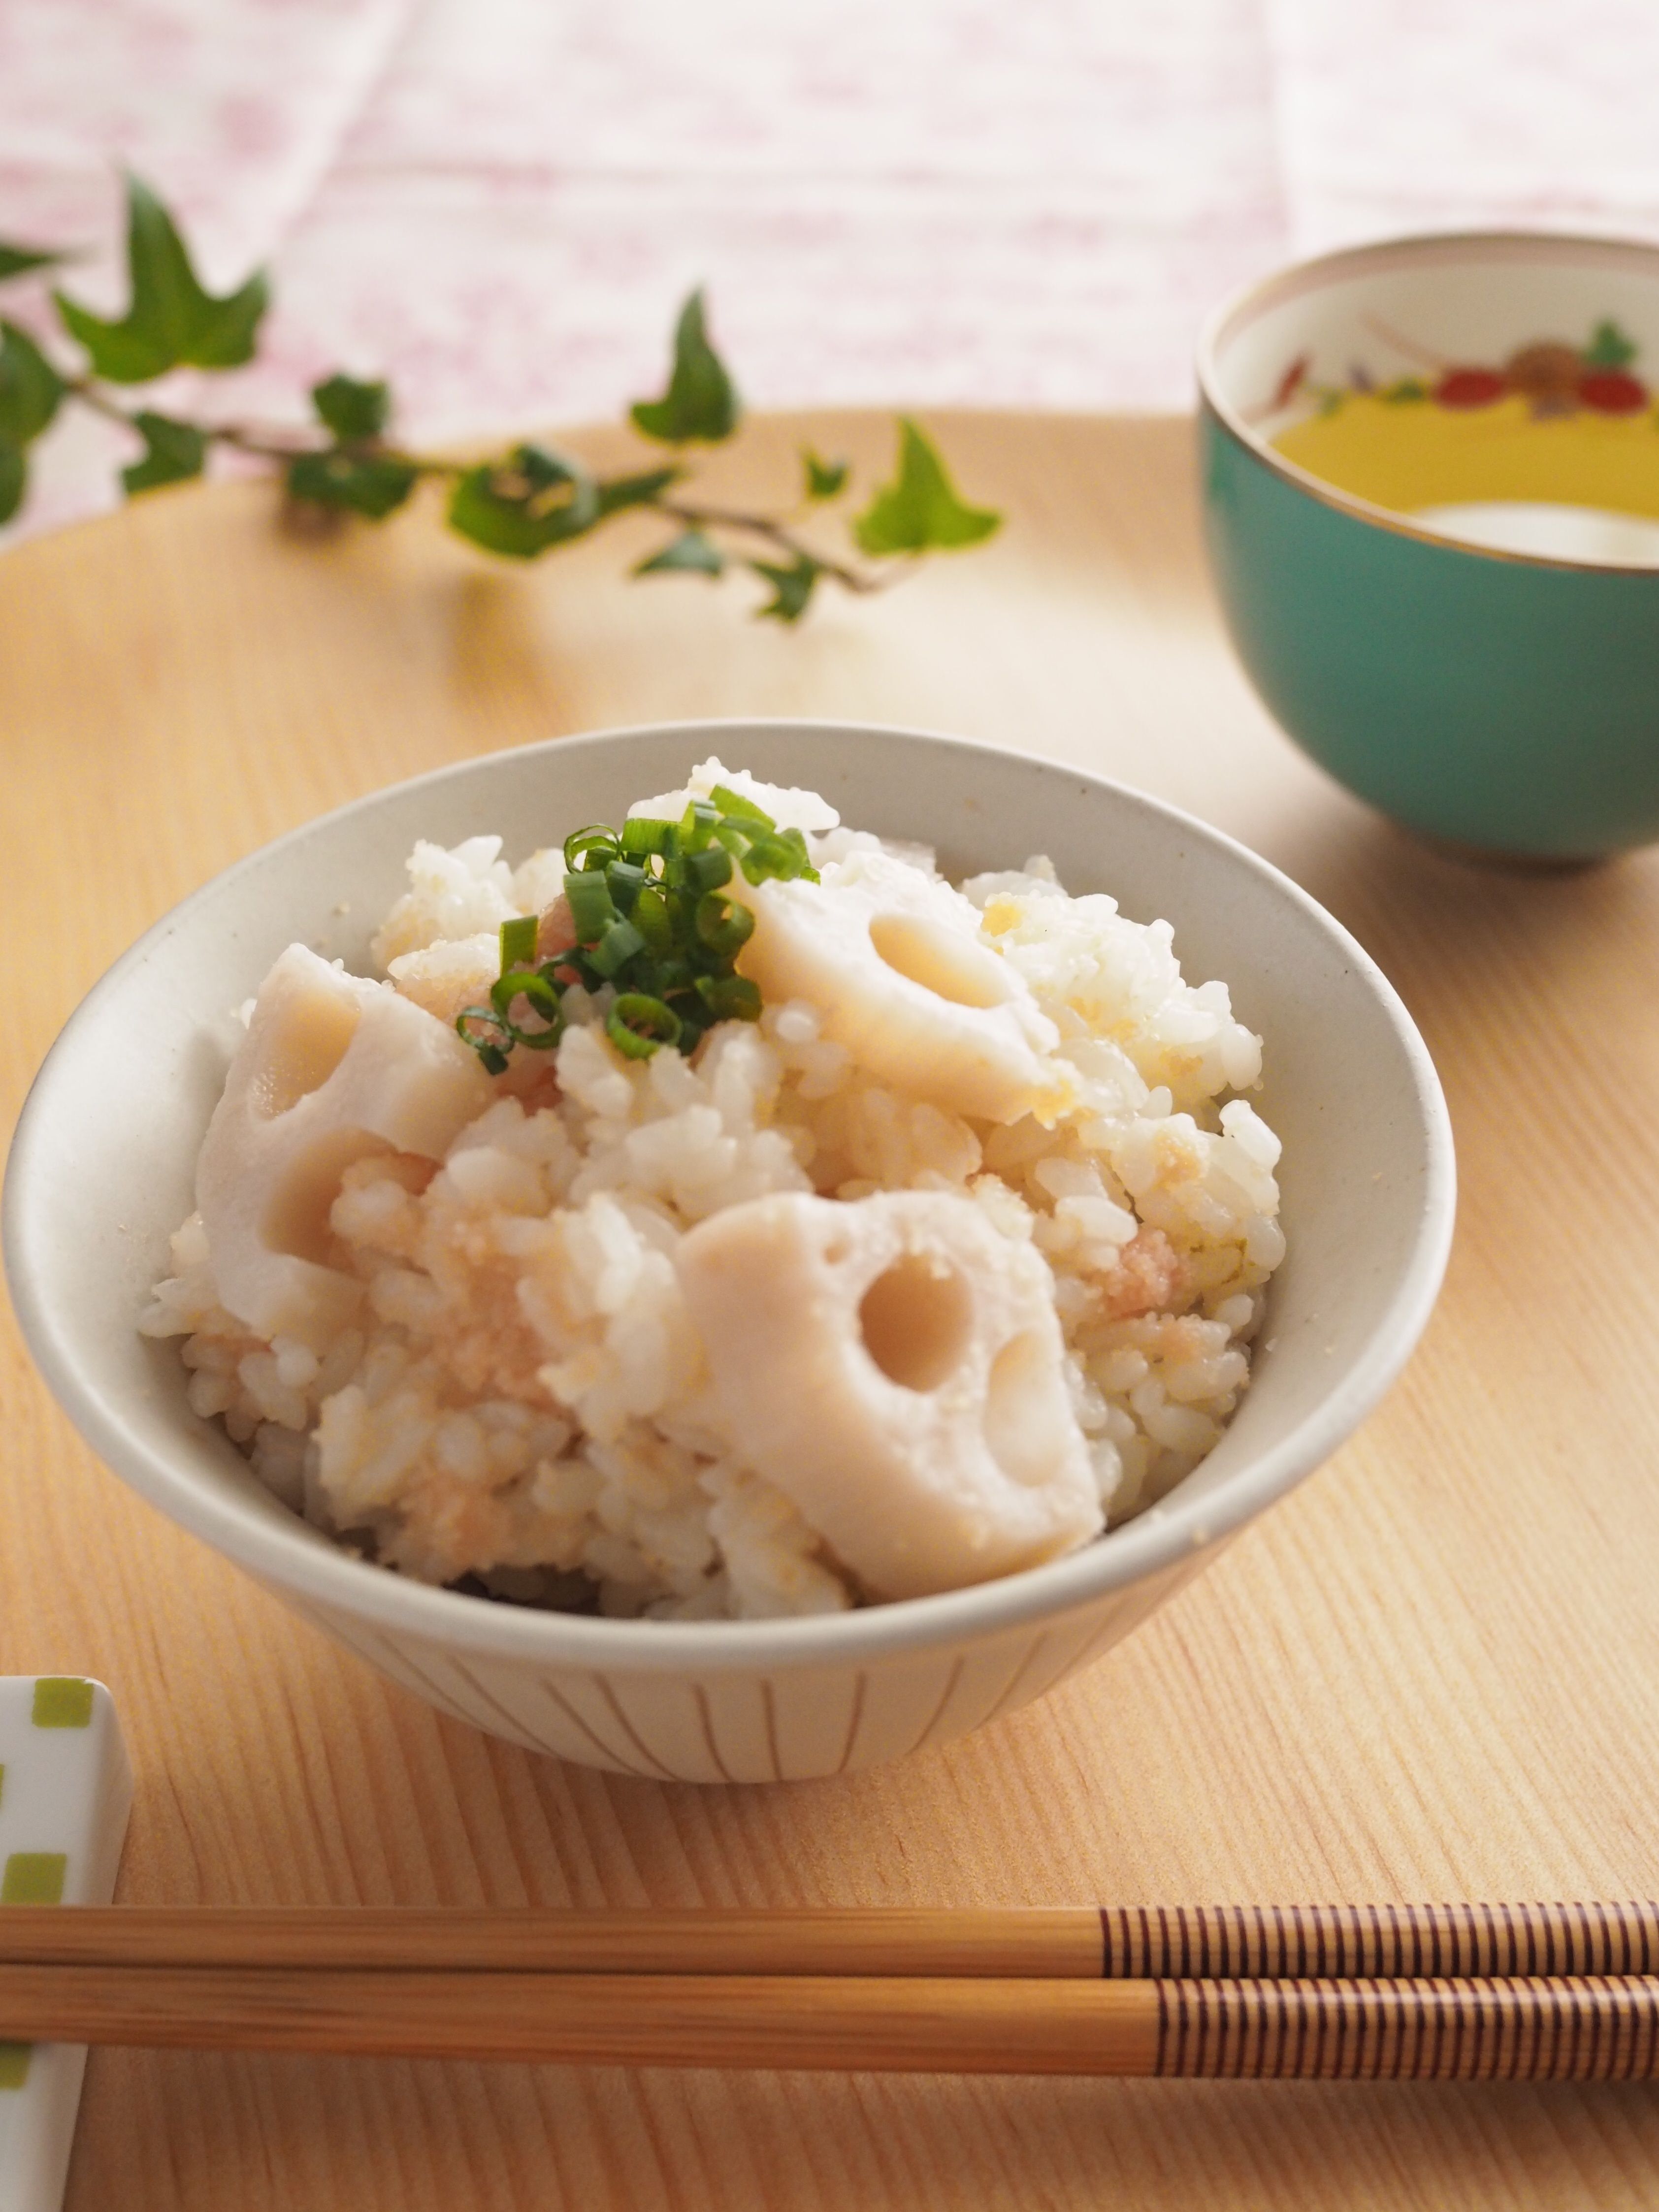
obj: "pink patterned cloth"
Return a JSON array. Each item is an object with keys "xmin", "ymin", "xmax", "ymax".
[{"xmin": 4, "ymin": 0, "xmax": 1659, "ymax": 540}]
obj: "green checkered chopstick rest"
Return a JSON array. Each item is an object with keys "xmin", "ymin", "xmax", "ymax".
[{"xmin": 0, "ymin": 1679, "xmax": 131, "ymax": 2212}]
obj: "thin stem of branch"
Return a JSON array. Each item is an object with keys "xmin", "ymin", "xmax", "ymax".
[
  {"xmin": 63, "ymin": 376, "xmax": 459, "ymax": 474},
  {"xmin": 65, "ymin": 375, "xmax": 301, "ymax": 461},
  {"xmin": 60, "ymin": 377, "xmax": 897, "ymax": 602},
  {"xmin": 655, "ymin": 498, "xmax": 888, "ymax": 593},
  {"xmin": 61, "ymin": 376, "xmax": 135, "ymax": 430}
]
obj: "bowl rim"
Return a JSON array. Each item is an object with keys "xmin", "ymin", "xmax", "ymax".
[
  {"xmin": 5, "ymin": 717, "xmax": 1457, "ymax": 1673},
  {"xmin": 1196, "ymin": 226, "xmax": 1659, "ymax": 577}
]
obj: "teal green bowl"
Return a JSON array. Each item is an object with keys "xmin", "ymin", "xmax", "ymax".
[{"xmin": 1197, "ymin": 232, "xmax": 1659, "ymax": 862}]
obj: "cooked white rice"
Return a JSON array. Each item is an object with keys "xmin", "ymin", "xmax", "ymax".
[{"xmin": 142, "ymin": 761, "xmax": 1284, "ymax": 1620}]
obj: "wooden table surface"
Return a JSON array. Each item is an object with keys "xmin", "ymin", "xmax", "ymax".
[{"xmin": 5, "ymin": 412, "xmax": 1659, "ymax": 2209}]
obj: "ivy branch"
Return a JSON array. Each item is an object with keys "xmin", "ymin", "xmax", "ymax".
[{"xmin": 0, "ymin": 176, "xmax": 1001, "ymax": 622}]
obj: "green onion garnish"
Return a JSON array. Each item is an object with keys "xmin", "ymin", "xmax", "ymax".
[
  {"xmin": 459, "ymin": 788, "xmax": 815, "ymax": 1071},
  {"xmin": 499, "ymin": 914, "xmax": 538, "ymax": 971},
  {"xmin": 678, "ymin": 798, "xmax": 720, "ymax": 852},
  {"xmin": 608, "ymin": 993, "xmax": 681, "ymax": 1058},
  {"xmin": 587, "ymin": 917, "xmax": 647, "ymax": 979},
  {"xmin": 490, "ymin": 966, "xmax": 564, "ymax": 1047},
  {"xmin": 604, "ymin": 858, "xmax": 647, "ymax": 913},
  {"xmin": 741, "ymin": 827, "xmax": 814, "ymax": 885},
  {"xmin": 675, "ymin": 844, "xmax": 733, "ymax": 896},
  {"xmin": 695, "ymin": 972, "xmax": 762, "ymax": 1021},
  {"xmin": 456, "ymin": 1006, "xmax": 513, "ymax": 1076},
  {"xmin": 563, "ymin": 824, "xmax": 620, "ymax": 872},
  {"xmin": 619, "ymin": 815, "xmax": 674, "ymax": 858},
  {"xmin": 632, "ymin": 883, "xmax": 673, "ymax": 953},
  {"xmin": 564, "ymin": 869, "xmax": 617, "ymax": 941},
  {"xmin": 694, "ymin": 892, "xmax": 754, "ymax": 956},
  {"xmin": 709, "ymin": 782, "xmax": 776, "ymax": 826}
]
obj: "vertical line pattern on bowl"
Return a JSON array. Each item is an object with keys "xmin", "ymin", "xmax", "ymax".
[
  {"xmin": 903, "ymin": 1655, "xmax": 966, "ymax": 1759},
  {"xmin": 343, "ymin": 1620, "xmax": 478, "ymax": 1730},
  {"xmin": 531, "ymin": 1678, "xmax": 654, "ymax": 1780},
  {"xmin": 1067, "ymin": 1606, "xmax": 1127, "ymax": 1680},
  {"xmin": 1014, "ymin": 1615, "xmax": 1100, "ymax": 1709},
  {"xmin": 759, "ymin": 1679, "xmax": 783, "ymax": 1784},
  {"xmin": 691, "ymin": 1685, "xmax": 735, "ymax": 1785},
  {"xmin": 593, "ymin": 1675, "xmax": 683, "ymax": 1782},
  {"xmin": 976, "ymin": 1631, "xmax": 1051, "ymax": 1730},
  {"xmin": 445, "ymin": 1653, "xmax": 562, "ymax": 1759},
  {"xmin": 833, "ymin": 1672, "xmax": 870, "ymax": 1776}
]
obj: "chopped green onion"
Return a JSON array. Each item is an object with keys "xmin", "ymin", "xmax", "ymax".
[
  {"xmin": 652, "ymin": 954, "xmax": 695, "ymax": 998},
  {"xmin": 456, "ymin": 1006, "xmax": 512, "ymax": 1076},
  {"xmin": 695, "ymin": 973, "xmax": 761, "ymax": 1021},
  {"xmin": 565, "ymin": 869, "xmax": 618, "ymax": 942},
  {"xmin": 740, "ymin": 827, "xmax": 816, "ymax": 885},
  {"xmin": 490, "ymin": 966, "xmax": 564, "ymax": 1046},
  {"xmin": 631, "ymin": 882, "xmax": 673, "ymax": 953},
  {"xmin": 619, "ymin": 815, "xmax": 674, "ymax": 858},
  {"xmin": 604, "ymin": 857, "xmax": 647, "ymax": 914},
  {"xmin": 563, "ymin": 824, "xmax": 620, "ymax": 872},
  {"xmin": 588, "ymin": 917, "xmax": 646, "ymax": 978},
  {"xmin": 709, "ymin": 782, "xmax": 776, "ymax": 829},
  {"xmin": 675, "ymin": 843, "xmax": 732, "ymax": 896},
  {"xmin": 694, "ymin": 892, "xmax": 754, "ymax": 956},
  {"xmin": 499, "ymin": 914, "xmax": 538, "ymax": 970},
  {"xmin": 471, "ymin": 789, "xmax": 791, "ymax": 1073},
  {"xmin": 678, "ymin": 798, "xmax": 720, "ymax": 852},
  {"xmin": 608, "ymin": 993, "xmax": 681, "ymax": 1058}
]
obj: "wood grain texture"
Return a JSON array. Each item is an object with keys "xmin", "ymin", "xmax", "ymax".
[
  {"xmin": 10, "ymin": 1965, "xmax": 1659, "ymax": 2084},
  {"xmin": 0, "ymin": 1906, "xmax": 1106, "ymax": 1978},
  {"xmin": 11, "ymin": 1901, "xmax": 1659, "ymax": 1982},
  {"xmin": 5, "ymin": 411, "xmax": 1659, "ymax": 2204}
]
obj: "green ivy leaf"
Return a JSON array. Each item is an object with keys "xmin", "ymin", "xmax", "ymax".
[
  {"xmin": 0, "ymin": 439, "xmax": 24, "ymax": 526},
  {"xmin": 0, "ymin": 242, "xmax": 66, "ymax": 283},
  {"xmin": 311, "ymin": 373, "xmax": 391, "ymax": 442},
  {"xmin": 635, "ymin": 528, "xmax": 725, "ymax": 578},
  {"xmin": 1585, "ymin": 319, "xmax": 1639, "ymax": 371},
  {"xmin": 750, "ymin": 552, "xmax": 821, "ymax": 622},
  {"xmin": 121, "ymin": 410, "xmax": 206, "ymax": 495},
  {"xmin": 0, "ymin": 321, "xmax": 64, "ymax": 445},
  {"xmin": 630, "ymin": 289, "xmax": 740, "ymax": 445},
  {"xmin": 448, "ymin": 443, "xmax": 601, "ymax": 558},
  {"xmin": 54, "ymin": 175, "xmax": 268, "ymax": 383},
  {"xmin": 852, "ymin": 419, "xmax": 1000, "ymax": 557},
  {"xmin": 594, "ymin": 465, "xmax": 681, "ymax": 518},
  {"xmin": 802, "ymin": 448, "xmax": 848, "ymax": 501},
  {"xmin": 287, "ymin": 448, "xmax": 417, "ymax": 519}
]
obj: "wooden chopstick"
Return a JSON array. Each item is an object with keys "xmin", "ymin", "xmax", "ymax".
[
  {"xmin": 2, "ymin": 1902, "xmax": 1656, "ymax": 1981},
  {"xmin": 0, "ymin": 1907, "xmax": 1098, "ymax": 1979},
  {"xmin": 4, "ymin": 1963, "xmax": 1659, "ymax": 2078}
]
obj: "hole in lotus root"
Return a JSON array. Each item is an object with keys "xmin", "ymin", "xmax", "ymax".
[
  {"xmin": 868, "ymin": 911, "xmax": 1011, "ymax": 1010},
  {"xmin": 250, "ymin": 988, "xmax": 361, "ymax": 1118},
  {"xmin": 858, "ymin": 1251, "xmax": 975, "ymax": 1392},
  {"xmin": 262, "ymin": 1127, "xmax": 391, "ymax": 1265}
]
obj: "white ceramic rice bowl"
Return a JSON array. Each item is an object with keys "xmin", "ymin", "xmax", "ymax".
[{"xmin": 4, "ymin": 722, "xmax": 1455, "ymax": 1783}]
